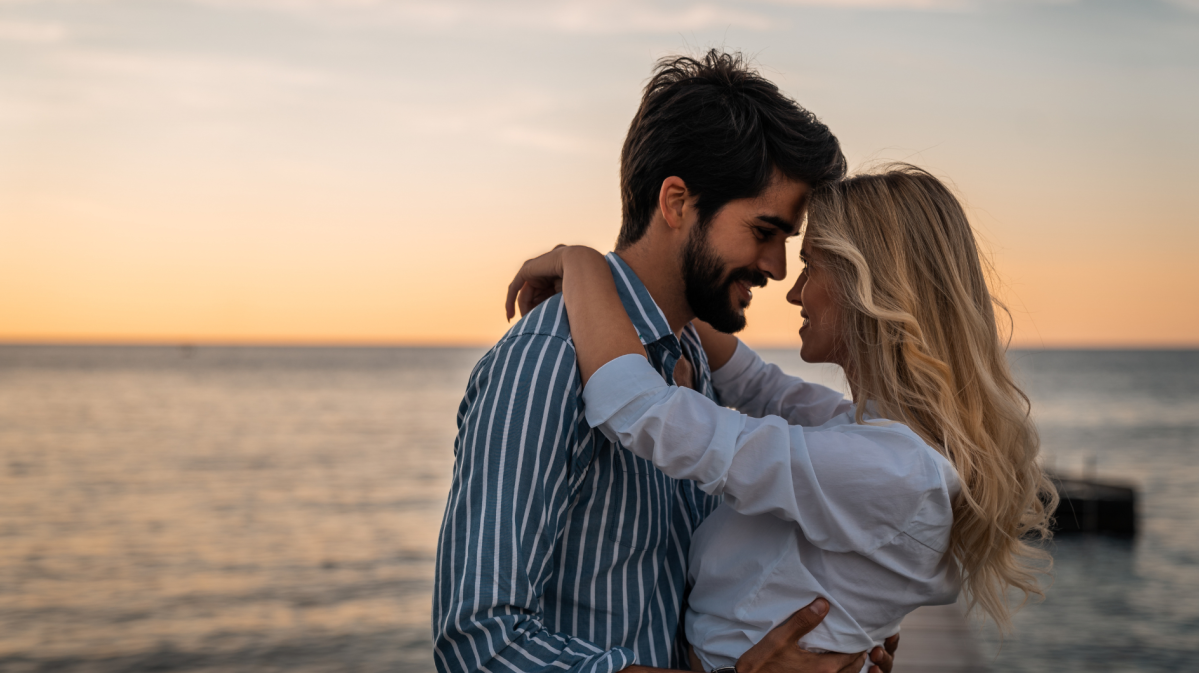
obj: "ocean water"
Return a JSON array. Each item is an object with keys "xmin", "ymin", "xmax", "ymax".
[{"xmin": 0, "ymin": 346, "xmax": 1196, "ymax": 672}]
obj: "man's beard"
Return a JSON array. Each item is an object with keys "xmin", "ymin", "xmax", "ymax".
[{"xmin": 682, "ymin": 226, "xmax": 768, "ymax": 334}]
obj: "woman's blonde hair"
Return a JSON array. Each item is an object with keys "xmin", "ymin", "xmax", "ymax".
[{"xmin": 804, "ymin": 164, "xmax": 1057, "ymax": 631}]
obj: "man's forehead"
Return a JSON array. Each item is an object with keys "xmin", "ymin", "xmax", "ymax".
[{"xmin": 753, "ymin": 176, "xmax": 809, "ymax": 226}]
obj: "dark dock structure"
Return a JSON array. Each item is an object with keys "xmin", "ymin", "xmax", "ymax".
[{"xmin": 1048, "ymin": 471, "xmax": 1137, "ymax": 537}]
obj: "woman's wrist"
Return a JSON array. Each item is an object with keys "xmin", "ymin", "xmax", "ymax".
[
  {"xmin": 561, "ymin": 247, "xmax": 611, "ymax": 304},
  {"xmin": 560, "ymin": 246, "xmax": 607, "ymax": 279}
]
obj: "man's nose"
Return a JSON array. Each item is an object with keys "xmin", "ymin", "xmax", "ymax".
[{"xmin": 759, "ymin": 241, "xmax": 788, "ymax": 281}]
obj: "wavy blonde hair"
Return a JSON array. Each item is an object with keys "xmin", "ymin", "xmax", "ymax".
[{"xmin": 804, "ymin": 164, "xmax": 1056, "ymax": 631}]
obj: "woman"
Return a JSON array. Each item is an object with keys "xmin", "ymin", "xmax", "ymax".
[{"xmin": 506, "ymin": 165, "xmax": 1056, "ymax": 671}]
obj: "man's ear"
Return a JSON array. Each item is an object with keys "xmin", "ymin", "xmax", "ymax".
[{"xmin": 658, "ymin": 176, "xmax": 690, "ymax": 232}]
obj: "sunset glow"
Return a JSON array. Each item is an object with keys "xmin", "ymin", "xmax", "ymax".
[{"xmin": 2, "ymin": 0, "xmax": 1197, "ymax": 348}]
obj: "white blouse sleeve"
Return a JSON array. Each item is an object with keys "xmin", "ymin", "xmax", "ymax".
[
  {"xmin": 583, "ymin": 355, "xmax": 951, "ymax": 555},
  {"xmin": 711, "ymin": 340, "xmax": 854, "ymax": 426}
]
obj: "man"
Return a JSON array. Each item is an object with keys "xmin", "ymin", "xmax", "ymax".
[{"xmin": 434, "ymin": 51, "xmax": 888, "ymax": 673}]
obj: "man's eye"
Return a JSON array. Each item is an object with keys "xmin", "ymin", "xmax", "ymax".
[{"xmin": 754, "ymin": 227, "xmax": 771, "ymax": 240}]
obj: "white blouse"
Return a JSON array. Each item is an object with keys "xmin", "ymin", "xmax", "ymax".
[{"xmin": 581, "ymin": 343, "xmax": 962, "ymax": 670}]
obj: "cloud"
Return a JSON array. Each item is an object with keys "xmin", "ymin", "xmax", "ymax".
[
  {"xmin": 1164, "ymin": 0, "xmax": 1199, "ymax": 11},
  {"xmin": 765, "ymin": 0, "xmax": 962, "ymax": 7},
  {"xmin": 386, "ymin": 89, "xmax": 611, "ymax": 155},
  {"xmin": 183, "ymin": 0, "xmax": 1082, "ymax": 26},
  {"xmin": 538, "ymin": 2, "xmax": 774, "ymax": 33},
  {"xmin": 496, "ymin": 125, "xmax": 608, "ymax": 155},
  {"xmin": 12, "ymin": 47, "xmax": 332, "ymax": 122},
  {"xmin": 0, "ymin": 19, "xmax": 68, "ymax": 43},
  {"xmin": 185, "ymin": 0, "xmax": 776, "ymax": 33}
]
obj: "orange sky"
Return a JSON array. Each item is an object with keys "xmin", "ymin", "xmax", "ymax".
[{"xmin": 2, "ymin": 0, "xmax": 1197, "ymax": 348}]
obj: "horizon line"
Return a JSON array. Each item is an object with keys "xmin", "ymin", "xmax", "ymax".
[{"xmin": 2, "ymin": 338, "xmax": 1198, "ymax": 351}]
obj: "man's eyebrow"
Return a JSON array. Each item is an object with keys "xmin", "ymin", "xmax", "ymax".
[{"xmin": 756, "ymin": 215, "xmax": 801, "ymax": 236}]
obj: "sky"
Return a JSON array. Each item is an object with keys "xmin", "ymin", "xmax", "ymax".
[{"xmin": 1, "ymin": 0, "xmax": 1197, "ymax": 348}]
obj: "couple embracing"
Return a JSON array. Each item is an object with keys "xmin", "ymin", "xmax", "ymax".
[{"xmin": 433, "ymin": 50, "xmax": 1054, "ymax": 673}]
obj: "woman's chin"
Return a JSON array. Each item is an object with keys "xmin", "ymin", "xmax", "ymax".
[
  {"xmin": 798, "ymin": 340, "xmax": 828, "ymax": 365},
  {"xmin": 798, "ymin": 341, "xmax": 815, "ymax": 364}
]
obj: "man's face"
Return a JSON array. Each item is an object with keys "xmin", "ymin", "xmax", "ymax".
[{"xmin": 682, "ymin": 175, "xmax": 810, "ymax": 333}]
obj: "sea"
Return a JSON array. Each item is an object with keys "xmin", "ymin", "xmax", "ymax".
[{"xmin": 1, "ymin": 345, "xmax": 1196, "ymax": 672}]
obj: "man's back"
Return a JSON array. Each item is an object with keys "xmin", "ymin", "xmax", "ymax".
[{"xmin": 433, "ymin": 255, "xmax": 722, "ymax": 673}]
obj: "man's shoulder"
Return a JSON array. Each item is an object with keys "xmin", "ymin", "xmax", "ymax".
[
  {"xmin": 499, "ymin": 294, "xmax": 575, "ymax": 346},
  {"xmin": 467, "ymin": 295, "xmax": 578, "ymax": 386}
]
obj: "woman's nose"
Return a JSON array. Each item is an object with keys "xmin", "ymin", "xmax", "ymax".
[{"xmin": 786, "ymin": 273, "xmax": 805, "ymax": 306}]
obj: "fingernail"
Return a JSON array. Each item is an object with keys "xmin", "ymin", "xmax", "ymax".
[{"xmin": 806, "ymin": 598, "xmax": 828, "ymax": 616}]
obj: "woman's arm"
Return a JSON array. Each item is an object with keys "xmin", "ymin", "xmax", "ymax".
[
  {"xmin": 504, "ymin": 246, "xmax": 851, "ymax": 424},
  {"xmin": 711, "ymin": 340, "xmax": 853, "ymax": 425},
  {"xmin": 582, "ymin": 355, "xmax": 949, "ymax": 555},
  {"xmin": 506, "ymin": 246, "xmax": 646, "ymax": 384},
  {"xmin": 696, "ymin": 314, "xmax": 851, "ymax": 425}
]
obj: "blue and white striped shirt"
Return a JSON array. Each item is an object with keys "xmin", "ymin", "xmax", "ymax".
[{"xmin": 433, "ymin": 253, "xmax": 722, "ymax": 673}]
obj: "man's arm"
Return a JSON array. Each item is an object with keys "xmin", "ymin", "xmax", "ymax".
[{"xmin": 433, "ymin": 329, "xmax": 636, "ymax": 673}]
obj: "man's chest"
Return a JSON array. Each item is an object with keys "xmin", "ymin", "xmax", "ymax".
[
  {"xmin": 542, "ymin": 434, "xmax": 719, "ymax": 634},
  {"xmin": 568, "ymin": 438, "xmax": 700, "ymax": 556}
]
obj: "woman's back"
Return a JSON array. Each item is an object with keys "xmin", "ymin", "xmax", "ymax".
[{"xmin": 685, "ymin": 406, "xmax": 960, "ymax": 670}]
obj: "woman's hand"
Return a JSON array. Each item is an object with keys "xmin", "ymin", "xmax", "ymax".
[
  {"xmin": 506, "ymin": 245, "xmax": 595, "ymax": 321},
  {"xmin": 505, "ymin": 245, "xmax": 645, "ymax": 385}
]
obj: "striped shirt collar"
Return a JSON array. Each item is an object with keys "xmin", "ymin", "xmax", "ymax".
[{"xmin": 604, "ymin": 252, "xmax": 680, "ymax": 356}]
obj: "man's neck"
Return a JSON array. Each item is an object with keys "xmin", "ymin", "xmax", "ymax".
[{"xmin": 614, "ymin": 246, "xmax": 694, "ymax": 339}]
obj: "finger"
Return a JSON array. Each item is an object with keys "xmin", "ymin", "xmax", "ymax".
[
  {"xmin": 518, "ymin": 281, "xmax": 537, "ymax": 318},
  {"xmin": 777, "ymin": 598, "xmax": 830, "ymax": 643},
  {"xmin": 884, "ymin": 634, "xmax": 900, "ymax": 655},
  {"xmin": 837, "ymin": 652, "xmax": 867, "ymax": 673},
  {"xmin": 869, "ymin": 645, "xmax": 892, "ymax": 673},
  {"xmin": 736, "ymin": 598, "xmax": 831, "ymax": 673},
  {"xmin": 506, "ymin": 277, "xmax": 526, "ymax": 322}
]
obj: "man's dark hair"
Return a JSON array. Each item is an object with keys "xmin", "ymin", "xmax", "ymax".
[{"xmin": 617, "ymin": 50, "xmax": 846, "ymax": 249}]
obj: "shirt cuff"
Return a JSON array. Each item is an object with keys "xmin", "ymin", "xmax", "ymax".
[
  {"xmin": 582, "ymin": 354, "xmax": 668, "ymax": 432},
  {"xmin": 710, "ymin": 339, "xmax": 760, "ymax": 388}
]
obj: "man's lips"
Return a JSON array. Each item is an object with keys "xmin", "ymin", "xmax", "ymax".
[{"xmin": 734, "ymin": 280, "xmax": 753, "ymax": 306}]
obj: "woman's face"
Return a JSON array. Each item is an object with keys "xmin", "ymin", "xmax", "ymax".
[{"xmin": 787, "ymin": 234, "xmax": 845, "ymax": 366}]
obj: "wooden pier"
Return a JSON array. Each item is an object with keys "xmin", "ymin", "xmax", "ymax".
[{"xmin": 892, "ymin": 603, "xmax": 989, "ymax": 673}]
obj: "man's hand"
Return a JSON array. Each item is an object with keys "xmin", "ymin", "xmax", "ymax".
[
  {"xmin": 736, "ymin": 599, "xmax": 865, "ymax": 673},
  {"xmin": 623, "ymin": 598, "xmax": 897, "ymax": 673},
  {"xmin": 868, "ymin": 634, "xmax": 899, "ymax": 673}
]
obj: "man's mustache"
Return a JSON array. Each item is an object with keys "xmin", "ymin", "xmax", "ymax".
[{"xmin": 726, "ymin": 268, "xmax": 768, "ymax": 289}]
